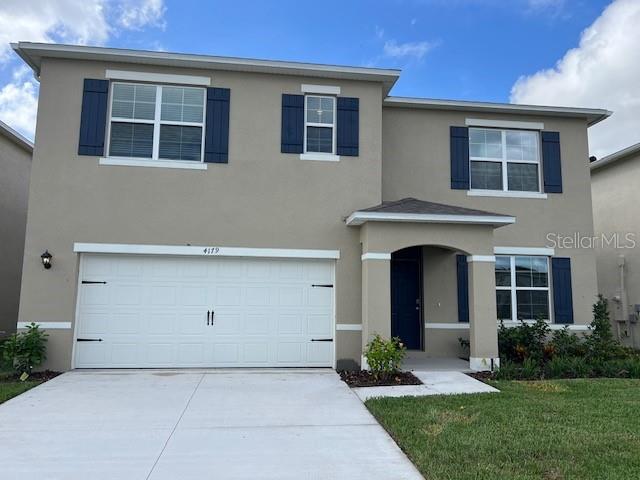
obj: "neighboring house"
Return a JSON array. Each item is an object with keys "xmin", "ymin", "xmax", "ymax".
[
  {"xmin": 590, "ymin": 144, "xmax": 640, "ymax": 349},
  {"xmin": 0, "ymin": 119, "xmax": 33, "ymax": 337},
  {"xmin": 12, "ymin": 42, "xmax": 610, "ymax": 372}
]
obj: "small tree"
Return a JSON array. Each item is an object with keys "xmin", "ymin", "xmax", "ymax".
[
  {"xmin": 1, "ymin": 323, "xmax": 48, "ymax": 378},
  {"xmin": 586, "ymin": 295, "xmax": 624, "ymax": 362},
  {"xmin": 364, "ymin": 334, "xmax": 406, "ymax": 379}
]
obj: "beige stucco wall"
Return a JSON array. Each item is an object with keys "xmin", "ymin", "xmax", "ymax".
[
  {"xmin": 19, "ymin": 57, "xmax": 384, "ymax": 370},
  {"xmin": 591, "ymin": 154, "xmax": 640, "ymax": 347},
  {"xmin": 0, "ymin": 133, "xmax": 31, "ymax": 336},
  {"xmin": 382, "ymin": 107, "xmax": 598, "ymax": 331}
]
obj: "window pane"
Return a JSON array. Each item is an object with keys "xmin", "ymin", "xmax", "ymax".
[
  {"xmin": 306, "ymin": 126, "xmax": 333, "ymax": 153},
  {"xmin": 469, "ymin": 128, "xmax": 502, "ymax": 159},
  {"xmin": 516, "ymin": 256, "xmax": 548, "ymax": 287},
  {"xmin": 495, "ymin": 256, "xmax": 511, "ymax": 286},
  {"xmin": 161, "ymin": 87, "xmax": 204, "ymax": 123},
  {"xmin": 109, "ymin": 122, "xmax": 153, "ymax": 158},
  {"xmin": 516, "ymin": 290, "xmax": 549, "ymax": 320},
  {"xmin": 471, "ymin": 161, "xmax": 502, "ymax": 190},
  {"xmin": 507, "ymin": 163, "xmax": 539, "ymax": 192},
  {"xmin": 306, "ymin": 96, "xmax": 334, "ymax": 125},
  {"xmin": 506, "ymin": 130, "xmax": 538, "ymax": 161},
  {"xmin": 159, "ymin": 125, "xmax": 202, "ymax": 161},
  {"xmin": 496, "ymin": 290, "xmax": 512, "ymax": 320},
  {"xmin": 112, "ymin": 84, "xmax": 156, "ymax": 120}
]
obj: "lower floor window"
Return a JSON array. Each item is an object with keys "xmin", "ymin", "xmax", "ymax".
[{"xmin": 495, "ymin": 255, "xmax": 550, "ymax": 321}]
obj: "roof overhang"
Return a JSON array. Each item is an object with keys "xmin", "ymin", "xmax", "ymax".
[
  {"xmin": 590, "ymin": 143, "xmax": 640, "ymax": 172},
  {"xmin": 345, "ymin": 211, "xmax": 516, "ymax": 227},
  {"xmin": 12, "ymin": 42, "xmax": 401, "ymax": 95},
  {"xmin": 0, "ymin": 120, "xmax": 33, "ymax": 152},
  {"xmin": 384, "ymin": 97, "xmax": 612, "ymax": 127}
]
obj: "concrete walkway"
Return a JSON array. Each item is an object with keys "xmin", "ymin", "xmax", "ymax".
[{"xmin": 0, "ymin": 370, "xmax": 423, "ymax": 480}]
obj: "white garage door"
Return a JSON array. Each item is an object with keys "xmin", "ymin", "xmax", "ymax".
[{"xmin": 74, "ymin": 254, "xmax": 334, "ymax": 368}]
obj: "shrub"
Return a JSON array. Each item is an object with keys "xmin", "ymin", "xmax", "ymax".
[
  {"xmin": 495, "ymin": 358, "xmax": 541, "ymax": 380},
  {"xmin": 545, "ymin": 356, "xmax": 591, "ymax": 379},
  {"xmin": 1, "ymin": 323, "xmax": 48, "ymax": 378},
  {"xmin": 550, "ymin": 327, "xmax": 586, "ymax": 358},
  {"xmin": 364, "ymin": 334, "xmax": 406, "ymax": 378},
  {"xmin": 585, "ymin": 295, "xmax": 626, "ymax": 362},
  {"xmin": 498, "ymin": 318, "xmax": 550, "ymax": 365}
]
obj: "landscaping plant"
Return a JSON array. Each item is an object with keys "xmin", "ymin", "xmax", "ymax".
[
  {"xmin": 1, "ymin": 323, "xmax": 48, "ymax": 379},
  {"xmin": 364, "ymin": 334, "xmax": 406, "ymax": 379}
]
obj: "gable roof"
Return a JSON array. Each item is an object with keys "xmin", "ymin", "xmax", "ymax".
[
  {"xmin": 346, "ymin": 198, "xmax": 515, "ymax": 227},
  {"xmin": 590, "ymin": 143, "xmax": 640, "ymax": 172},
  {"xmin": 0, "ymin": 119, "xmax": 33, "ymax": 153},
  {"xmin": 384, "ymin": 97, "xmax": 611, "ymax": 127},
  {"xmin": 12, "ymin": 42, "xmax": 401, "ymax": 95}
]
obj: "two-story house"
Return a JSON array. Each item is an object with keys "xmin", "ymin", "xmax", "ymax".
[
  {"xmin": 12, "ymin": 42, "xmax": 610, "ymax": 372},
  {"xmin": 0, "ymin": 119, "xmax": 32, "ymax": 337}
]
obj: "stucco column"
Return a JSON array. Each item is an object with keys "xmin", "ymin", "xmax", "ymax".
[
  {"xmin": 361, "ymin": 253, "xmax": 391, "ymax": 366},
  {"xmin": 468, "ymin": 256, "xmax": 500, "ymax": 371}
]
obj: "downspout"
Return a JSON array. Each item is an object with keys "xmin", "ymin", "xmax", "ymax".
[{"xmin": 618, "ymin": 255, "xmax": 631, "ymax": 342}]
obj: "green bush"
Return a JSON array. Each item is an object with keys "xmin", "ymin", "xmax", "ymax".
[
  {"xmin": 545, "ymin": 356, "xmax": 591, "ymax": 379},
  {"xmin": 498, "ymin": 318, "xmax": 550, "ymax": 365},
  {"xmin": 1, "ymin": 323, "xmax": 48, "ymax": 378},
  {"xmin": 364, "ymin": 334, "xmax": 406, "ymax": 378},
  {"xmin": 585, "ymin": 295, "xmax": 627, "ymax": 362},
  {"xmin": 550, "ymin": 327, "xmax": 585, "ymax": 358}
]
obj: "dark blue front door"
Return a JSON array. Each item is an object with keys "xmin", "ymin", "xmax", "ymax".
[{"xmin": 391, "ymin": 247, "xmax": 423, "ymax": 350}]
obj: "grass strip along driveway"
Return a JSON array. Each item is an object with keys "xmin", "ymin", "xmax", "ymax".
[
  {"xmin": 366, "ymin": 379, "xmax": 640, "ymax": 480},
  {"xmin": 0, "ymin": 378, "xmax": 41, "ymax": 404}
]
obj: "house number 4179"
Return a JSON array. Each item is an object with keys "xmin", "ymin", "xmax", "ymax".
[{"xmin": 203, "ymin": 247, "xmax": 220, "ymax": 255}]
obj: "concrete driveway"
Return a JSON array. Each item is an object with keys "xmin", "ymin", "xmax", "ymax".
[{"xmin": 0, "ymin": 370, "xmax": 423, "ymax": 480}]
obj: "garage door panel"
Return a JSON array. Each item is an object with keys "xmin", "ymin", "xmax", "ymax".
[{"xmin": 75, "ymin": 254, "xmax": 334, "ymax": 368}]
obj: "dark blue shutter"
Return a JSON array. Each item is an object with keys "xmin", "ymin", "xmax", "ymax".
[
  {"xmin": 451, "ymin": 127, "xmax": 470, "ymax": 190},
  {"xmin": 456, "ymin": 254, "xmax": 469, "ymax": 322},
  {"xmin": 552, "ymin": 257, "xmax": 574, "ymax": 324},
  {"xmin": 78, "ymin": 79, "xmax": 109, "ymax": 156},
  {"xmin": 204, "ymin": 88, "xmax": 230, "ymax": 163},
  {"xmin": 542, "ymin": 131, "xmax": 562, "ymax": 193},
  {"xmin": 281, "ymin": 94, "xmax": 304, "ymax": 153},
  {"xmin": 337, "ymin": 97, "xmax": 359, "ymax": 156}
]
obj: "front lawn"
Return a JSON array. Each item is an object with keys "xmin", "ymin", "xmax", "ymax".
[
  {"xmin": 0, "ymin": 377, "xmax": 41, "ymax": 404},
  {"xmin": 367, "ymin": 379, "xmax": 640, "ymax": 480}
]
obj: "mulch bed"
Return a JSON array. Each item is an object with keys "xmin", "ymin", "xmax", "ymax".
[
  {"xmin": 339, "ymin": 370, "xmax": 422, "ymax": 388},
  {"xmin": 466, "ymin": 371, "xmax": 496, "ymax": 383},
  {"xmin": 1, "ymin": 370, "xmax": 62, "ymax": 382}
]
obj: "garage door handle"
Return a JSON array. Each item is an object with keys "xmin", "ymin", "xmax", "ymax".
[
  {"xmin": 311, "ymin": 338, "xmax": 333, "ymax": 342},
  {"xmin": 77, "ymin": 338, "xmax": 103, "ymax": 342},
  {"xmin": 207, "ymin": 311, "xmax": 210, "ymax": 326}
]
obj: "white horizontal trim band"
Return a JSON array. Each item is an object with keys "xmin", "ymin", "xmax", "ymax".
[
  {"xmin": 494, "ymin": 246, "xmax": 555, "ymax": 256},
  {"xmin": 467, "ymin": 190, "xmax": 547, "ymax": 199},
  {"xmin": 99, "ymin": 158, "xmax": 208, "ymax": 170},
  {"xmin": 105, "ymin": 69, "xmax": 211, "ymax": 86},
  {"xmin": 346, "ymin": 211, "xmax": 516, "ymax": 226},
  {"xmin": 336, "ymin": 324, "xmax": 362, "ymax": 331},
  {"xmin": 465, "ymin": 118, "xmax": 544, "ymax": 130},
  {"xmin": 467, "ymin": 255, "xmax": 496, "ymax": 263},
  {"xmin": 74, "ymin": 243, "xmax": 341, "ymax": 259},
  {"xmin": 17, "ymin": 322, "xmax": 72, "ymax": 330},
  {"xmin": 300, "ymin": 153, "xmax": 340, "ymax": 162},
  {"xmin": 425, "ymin": 323, "xmax": 470, "ymax": 329},
  {"xmin": 501, "ymin": 321, "xmax": 589, "ymax": 331},
  {"xmin": 361, "ymin": 252, "xmax": 391, "ymax": 261},
  {"xmin": 301, "ymin": 84, "xmax": 341, "ymax": 95}
]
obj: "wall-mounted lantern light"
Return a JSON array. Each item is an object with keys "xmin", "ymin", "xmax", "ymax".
[{"xmin": 41, "ymin": 250, "xmax": 52, "ymax": 269}]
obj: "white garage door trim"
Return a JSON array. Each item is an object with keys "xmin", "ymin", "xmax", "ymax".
[{"xmin": 72, "ymin": 250, "xmax": 337, "ymax": 369}]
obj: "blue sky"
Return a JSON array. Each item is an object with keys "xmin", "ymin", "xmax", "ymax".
[{"xmin": 0, "ymin": 0, "xmax": 637, "ymax": 156}]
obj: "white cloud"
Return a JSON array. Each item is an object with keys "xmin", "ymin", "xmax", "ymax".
[
  {"xmin": 511, "ymin": 0, "xmax": 640, "ymax": 158},
  {"xmin": 383, "ymin": 39, "xmax": 438, "ymax": 60},
  {"xmin": 117, "ymin": 0, "xmax": 166, "ymax": 30},
  {"xmin": 0, "ymin": 0, "xmax": 166, "ymax": 139}
]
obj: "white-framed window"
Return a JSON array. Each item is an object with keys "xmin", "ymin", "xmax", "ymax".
[
  {"xmin": 495, "ymin": 255, "xmax": 551, "ymax": 321},
  {"xmin": 469, "ymin": 128, "xmax": 541, "ymax": 192},
  {"xmin": 304, "ymin": 95, "xmax": 336, "ymax": 154},
  {"xmin": 107, "ymin": 82, "xmax": 206, "ymax": 163}
]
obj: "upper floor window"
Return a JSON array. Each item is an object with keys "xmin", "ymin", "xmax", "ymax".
[
  {"xmin": 496, "ymin": 255, "xmax": 550, "ymax": 322},
  {"xmin": 469, "ymin": 128, "xmax": 540, "ymax": 192},
  {"xmin": 108, "ymin": 82, "xmax": 206, "ymax": 162},
  {"xmin": 304, "ymin": 95, "xmax": 336, "ymax": 154}
]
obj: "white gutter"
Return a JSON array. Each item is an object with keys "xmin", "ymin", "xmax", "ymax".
[
  {"xmin": 345, "ymin": 211, "xmax": 516, "ymax": 227},
  {"xmin": 590, "ymin": 143, "xmax": 640, "ymax": 172}
]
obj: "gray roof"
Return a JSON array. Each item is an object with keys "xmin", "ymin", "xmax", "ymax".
[
  {"xmin": 360, "ymin": 197, "xmax": 506, "ymax": 217},
  {"xmin": 0, "ymin": 119, "xmax": 33, "ymax": 152},
  {"xmin": 590, "ymin": 142, "xmax": 640, "ymax": 172}
]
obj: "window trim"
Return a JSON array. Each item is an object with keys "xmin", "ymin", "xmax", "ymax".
[
  {"xmin": 469, "ymin": 127, "xmax": 542, "ymax": 194},
  {"xmin": 303, "ymin": 94, "xmax": 337, "ymax": 157},
  {"xmin": 496, "ymin": 255, "xmax": 552, "ymax": 322},
  {"xmin": 106, "ymin": 81, "xmax": 207, "ymax": 164}
]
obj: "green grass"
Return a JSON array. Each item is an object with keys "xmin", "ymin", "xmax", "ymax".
[
  {"xmin": 366, "ymin": 379, "xmax": 640, "ymax": 480},
  {"xmin": 0, "ymin": 374, "xmax": 41, "ymax": 404}
]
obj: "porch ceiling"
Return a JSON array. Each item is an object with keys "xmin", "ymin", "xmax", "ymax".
[{"xmin": 346, "ymin": 198, "xmax": 515, "ymax": 227}]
